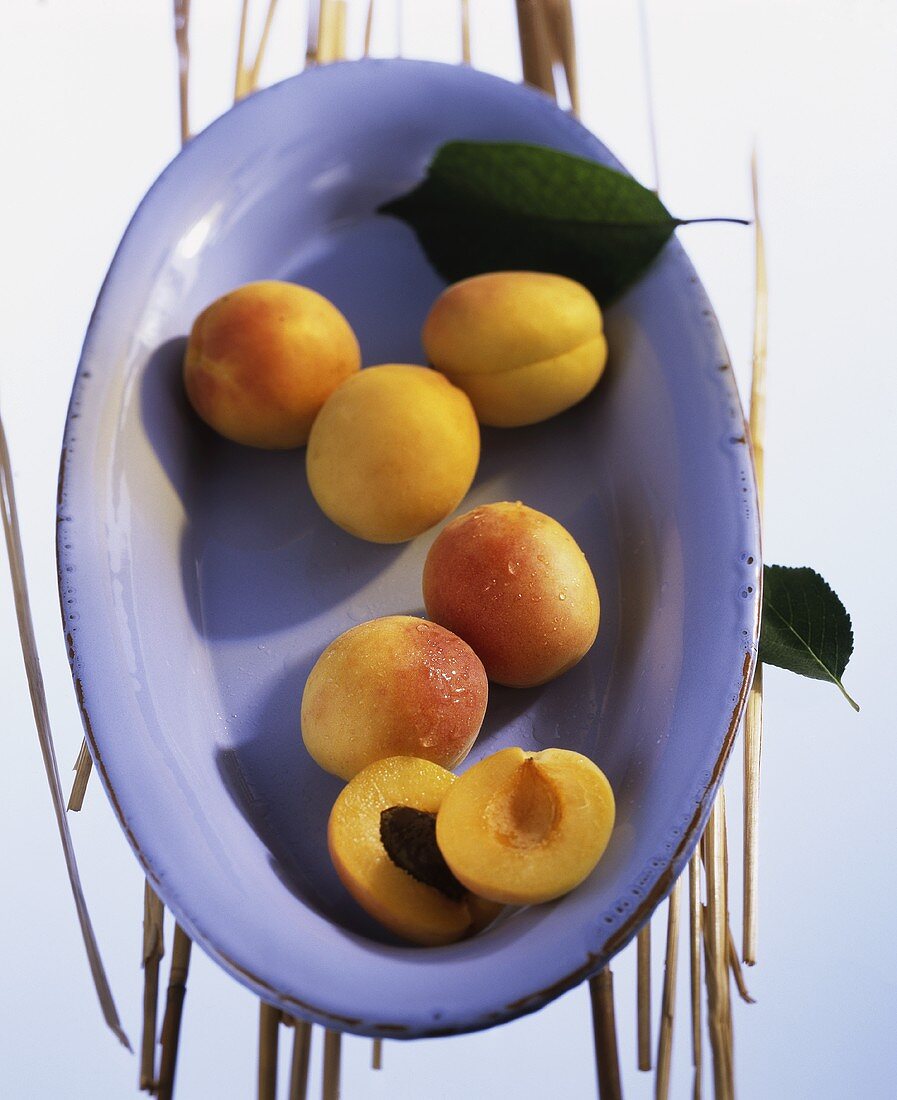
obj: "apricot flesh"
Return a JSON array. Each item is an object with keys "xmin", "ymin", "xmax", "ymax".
[
  {"xmin": 422, "ymin": 271, "xmax": 607, "ymax": 427},
  {"xmin": 328, "ymin": 756, "xmax": 500, "ymax": 945},
  {"xmin": 436, "ymin": 747, "xmax": 616, "ymax": 905},
  {"xmin": 301, "ymin": 616, "xmax": 488, "ymax": 780},
  {"xmin": 184, "ymin": 280, "xmax": 360, "ymax": 448},
  {"xmin": 306, "ymin": 364, "xmax": 480, "ymax": 543},
  {"xmin": 422, "ymin": 501, "xmax": 599, "ymax": 687}
]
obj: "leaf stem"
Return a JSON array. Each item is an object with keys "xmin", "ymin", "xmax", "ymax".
[
  {"xmin": 677, "ymin": 217, "xmax": 752, "ymax": 227},
  {"xmin": 835, "ymin": 679, "xmax": 860, "ymax": 712}
]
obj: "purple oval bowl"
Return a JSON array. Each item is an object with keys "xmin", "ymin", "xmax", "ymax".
[{"xmin": 57, "ymin": 58, "xmax": 760, "ymax": 1038}]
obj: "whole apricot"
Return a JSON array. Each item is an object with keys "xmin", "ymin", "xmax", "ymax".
[
  {"xmin": 435, "ymin": 747, "xmax": 616, "ymax": 905},
  {"xmin": 301, "ymin": 616, "xmax": 488, "ymax": 780},
  {"xmin": 183, "ymin": 280, "xmax": 360, "ymax": 448},
  {"xmin": 422, "ymin": 271, "xmax": 607, "ymax": 427},
  {"xmin": 423, "ymin": 501, "xmax": 599, "ymax": 687},
  {"xmin": 306, "ymin": 364, "xmax": 480, "ymax": 543},
  {"xmin": 328, "ymin": 756, "xmax": 501, "ymax": 945}
]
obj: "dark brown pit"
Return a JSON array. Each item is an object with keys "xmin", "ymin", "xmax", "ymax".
[{"xmin": 379, "ymin": 805, "xmax": 466, "ymax": 902}]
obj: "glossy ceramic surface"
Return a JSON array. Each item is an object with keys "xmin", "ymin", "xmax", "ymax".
[{"xmin": 57, "ymin": 59, "xmax": 760, "ymax": 1037}]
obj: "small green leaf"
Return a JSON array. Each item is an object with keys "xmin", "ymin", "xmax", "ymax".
[
  {"xmin": 760, "ymin": 565, "xmax": 858, "ymax": 710},
  {"xmin": 379, "ymin": 141, "xmax": 746, "ymax": 303}
]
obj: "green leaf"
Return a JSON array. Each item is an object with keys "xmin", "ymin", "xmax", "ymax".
[
  {"xmin": 378, "ymin": 141, "xmax": 746, "ymax": 303},
  {"xmin": 760, "ymin": 565, "xmax": 858, "ymax": 710}
]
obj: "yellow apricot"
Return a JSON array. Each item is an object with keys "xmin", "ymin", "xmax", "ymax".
[
  {"xmin": 422, "ymin": 271, "xmax": 607, "ymax": 427},
  {"xmin": 328, "ymin": 756, "xmax": 501, "ymax": 945},
  {"xmin": 184, "ymin": 280, "xmax": 360, "ymax": 448},
  {"xmin": 436, "ymin": 747, "xmax": 616, "ymax": 905},
  {"xmin": 306, "ymin": 364, "xmax": 480, "ymax": 543}
]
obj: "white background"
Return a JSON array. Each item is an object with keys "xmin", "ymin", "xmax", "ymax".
[{"xmin": 1, "ymin": 1, "xmax": 895, "ymax": 1097}]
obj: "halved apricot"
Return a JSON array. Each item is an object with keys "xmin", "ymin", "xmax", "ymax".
[
  {"xmin": 435, "ymin": 747, "xmax": 615, "ymax": 905},
  {"xmin": 328, "ymin": 756, "xmax": 501, "ymax": 946}
]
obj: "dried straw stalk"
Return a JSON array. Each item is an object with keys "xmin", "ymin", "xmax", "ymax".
[
  {"xmin": 545, "ymin": 0, "xmax": 579, "ymax": 114},
  {"xmin": 235, "ymin": 0, "xmax": 281, "ymax": 99},
  {"xmin": 721, "ymin": 799, "xmax": 754, "ymax": 1006},
  {"xmin": 637, "ymin": 0, "xmax": 660, "ymax": 192},
  {"xmin": 515, "ymin": 0, "xmax": 556, "ymax": 99},
  {"xmin": 363, "ymin": 0, "xmax": 375, "ymax": 57},
  {"xmin": 743, "ymin": 149, "xmax": 767, "ymax": 967},
  {"xmin": 688, "ymin": 850, "xmax": 703, "ymax": 1100},
  {"xmin": 372, "ymin": 1037, "xmax": 383, "ymax": 1069},
  {"xmin": 258, "ymin": 1002, "xmax": 281, "ymax": 1100},
  {"xmin": 0, "ymin": 411, "xmax": 130, "ymax": 1049},
  {"xmin": 702, "ymin": 793, "xmax": 734, "ymax": 1099},
  {"xmin": 655, "ymin": 877, "xmax": 682, "ymax": 1100},
  {"xmin": 637, "ymin": 924, "xmax": 652, "ymax": 1070},
  {"xmin": 289, "ymin": 1019, "xmax": 312, "ymax": 1100},
  {"xmin": 317, "ymin": 0, "xmax": 348, "ymax": 64},
  {"xmin": 589, "ymin": 969, "xmax": 623, "ymax": 1100},
  {"xmin": 174, "ymin": 0, "xmax": 192, "ymax": 145},
  {"xmin": 322, "ymin": 1029, "xmax": 343, "ymax": 1100},
  {"xmin": 306, "ymin": 0, "xmax": 321, "ymax": 66},
  {"xmin": 140, "ymin": 884, "xmax": 166, "ymax": 1090},
  {"xmin": 460, "ymin": 0, "xmax": 472, "ymax": 64},
  {"xmin": 248, "ymin": 0, "xmax": 280, "ymax": 90},
  {"xmin": 235, "ymin": 0, "xmax": 252, "ymax": 99},
  {"xmin": 156, "ymin": 924, "xmax": 193, "ymax": 1100},
  {"xmin": 655, "ymin": 889, "xmax": 679, "ymax": 1097},
  {"xmin": 68, "ymin": 738, "xmax": 92, "ymax": 811},
  {"xmin": 728, "ymin": 928, "xmax": 755, "ymax": 1005}
]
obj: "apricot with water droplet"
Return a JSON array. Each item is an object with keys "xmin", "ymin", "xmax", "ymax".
[
  {"xmin": 436, "ymin": 747, "xmax": 615, "ymax": 905},
  {"xmin": 301, "ymin": 616, "xmax": 488, "ymax": 780},
  {"xmin": 423, "ymin": 501, "xmax": 599, "ymax": 687}
]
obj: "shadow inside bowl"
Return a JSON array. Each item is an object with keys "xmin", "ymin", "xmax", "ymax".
[
  {"xmin": 140, "ymin": 333, "xmax": 404, "ymax": 640},
  {"xmin": 214, "ymin": 648, "xmax": 404, "ymax": 944}
]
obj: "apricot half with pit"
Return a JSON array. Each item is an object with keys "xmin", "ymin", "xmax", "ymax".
[
  {"xmin": 423, "ymin": 501, "xmax": 599, "ymax": 687},
  {"xmin": 328, "ymin": 756, "xmax": 501, "ymax": 945},
  {"xmin": 301, "ymin": 616, "xmax": 488, "ymax": 780},
  {"xmin": 435, "ymin": 747, "xmax": 615, "ymax": 905}
]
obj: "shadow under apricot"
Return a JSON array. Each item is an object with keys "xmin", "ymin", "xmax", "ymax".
[{"xmin": 139, "ymin": 335, "xmax": 403, "ymax": 641}]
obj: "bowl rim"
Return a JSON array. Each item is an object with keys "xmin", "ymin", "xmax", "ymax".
[{"xmin": 56, "ymin": 56, "xmax": 761, "ymax": 1038}]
